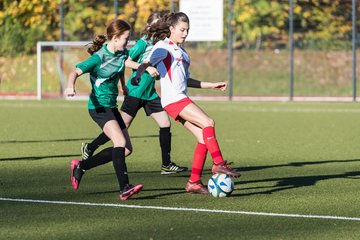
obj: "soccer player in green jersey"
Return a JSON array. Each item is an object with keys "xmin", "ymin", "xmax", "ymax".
[
  {"xmin": 64, "ymin": 19, "xmax": 142, "ymax": 201},
  {"xmin": 80, "ymin": 12, "xmax": 188, "ymax": 175}
]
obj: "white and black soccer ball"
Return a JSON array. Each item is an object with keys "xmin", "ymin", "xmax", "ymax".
[{"xmin": 208, "ymin": 173, "xmax": 234, "ymax": 197}]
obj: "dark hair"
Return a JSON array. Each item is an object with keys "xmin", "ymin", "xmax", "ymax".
[
  {"xmin": 141, "ymin": 12, "xmax": 162, "ymax": 37},
  {"xmin": 88, "ymin": 19, "xmax": 131, "ymax": 55},
  {"xmin": 148, "ymin": 12, "xmax": 189, "ymax": 44}
]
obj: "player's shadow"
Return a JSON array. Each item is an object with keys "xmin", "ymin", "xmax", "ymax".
[
  {"xmin": 235, "ymin": 158, "xmax": 360, "ymax": 173},
  {"xmin": 0, "ymin": 154, "xmax": 79, "ymax": 161},
  {"xmin": 88, "ymin": 187, "xmax": 185, "ymax": 199},
  {"xmin": 0, "ymin": 135, "xmax": 159, "ymax": 144},
  {"xmin": 231, "ymin": 171, "xmax": 360, "ymax": 197}
]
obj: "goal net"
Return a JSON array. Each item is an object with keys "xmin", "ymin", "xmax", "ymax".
[{"xmin": 36, "ymin": 41, "xmax": 135, "ymax": 100}]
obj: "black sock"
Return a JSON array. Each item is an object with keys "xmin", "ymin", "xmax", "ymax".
[
  {"xmin": 159, "ymin": 127, "xmax": 171, "ymax": 166},
  {"xmin": 79, "ymin": 147, "xmax": 112, "ymax": 170},
  {"xmin": 87, "ymin": 132, "xmax": 110, "ymax": 152},
  {"xmin": 112, "ymin": 147, "xmax": 129, "ymax": 191}
]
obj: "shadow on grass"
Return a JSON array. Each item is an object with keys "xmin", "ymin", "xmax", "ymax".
[
  {"xmin": 236, "ymin": 158, "xmax": 360, "ymax": 173},
  {"xmin": 0, "ymin": 154, "xmax": 79, "ymax": 161},
  {"xmin": 87, "ymin": 187, "xmax": 186, "ymax": 199},
  {"xmin": 232, "ymin": 170, "xmax": 360, "ymax": 197},
  {"xmin": 0, "ymin": 134, "xmax": 159, "ymax": 144}
]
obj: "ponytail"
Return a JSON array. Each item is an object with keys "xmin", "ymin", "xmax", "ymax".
[
  {"xmin": 87, "ymin": 19, "xmax": 131, "ymax": 55},
  {"xmin": 87, "ymin": 34, "xmax": 107, "ymax": 55}
]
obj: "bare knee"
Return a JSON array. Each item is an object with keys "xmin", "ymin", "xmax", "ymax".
[{"xmin": 203, "ymin": 118, "xmax": 215, "ymax": 128}]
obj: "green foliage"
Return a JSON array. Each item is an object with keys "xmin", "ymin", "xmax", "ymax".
[
  {"xmin": 0, "ymin": 17, "xmax": 46, "ymax": 56},
  {"xmin": 0, "ymin": 0, "xmax": 359, "ymax": 56}
]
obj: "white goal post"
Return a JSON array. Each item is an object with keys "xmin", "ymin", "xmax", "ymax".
[{"xmin": 36, "ymin": 41, "xmax": 135, "ymax": 100}]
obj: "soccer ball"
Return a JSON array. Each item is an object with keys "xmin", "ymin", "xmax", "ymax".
[{"xmin": 208, "ymin": 173, "xmax": 234, "ymax": 197}]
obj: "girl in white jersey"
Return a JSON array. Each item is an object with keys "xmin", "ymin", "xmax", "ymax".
[{"xmin": 135, "ymin": 12, "xmax": 241, "ymax": 195}]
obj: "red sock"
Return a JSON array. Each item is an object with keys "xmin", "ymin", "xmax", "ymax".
[
  {"xmin": 189, "ymin": 143, "xmax": 208, "ymax": 183},
  {"xmin": 203, "ymin": 126, "xmax": 224, "ymax": 165}
]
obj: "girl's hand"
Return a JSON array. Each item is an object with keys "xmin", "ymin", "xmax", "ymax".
[
  {"xmin": 212, "ymin": 82, "xmax": 227, "ymax": 91},
  {"xmin": 64, "ymin": 87, "xmax": 76, "ymax": 97},
  {"xmin": 146, "ymin": 66, "xmax": 159, "ymax": 77},
  {"xmin": 121, "ymin": 85, "xmax": 129, "ymax": 96}
]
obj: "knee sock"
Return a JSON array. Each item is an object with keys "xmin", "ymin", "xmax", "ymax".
[
  {"xmin": 112, "ymin": 147, "xmax": 129, "ymax": 191},
  {"xmin": 202, "ymin": 126, "xmax": 224, "ymax": 165},
  {"xmin": 79, "ymin": 147, "xmax": 112, "ymax": 170},
  {"xmin": 159, "ymin": 127, "xmax": 171, "ymax": 166},
  {"xmin": 87, "ymin": 132, "xmax": 110, "ymax": 152},
  {"xmin": 189, "ymin": 143, "xmax": 208, "ymax": 183}
]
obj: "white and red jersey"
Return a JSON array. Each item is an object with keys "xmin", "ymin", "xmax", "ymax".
[{"xmin": 146, "ymin": 38, "xmax": 190, "ymax": 107}]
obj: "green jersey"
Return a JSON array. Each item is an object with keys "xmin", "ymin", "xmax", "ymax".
[
  {"xmin": 76, "ymin": 44, "xmax": 129, "ymax": 109},
  {"xmin": 127, "ymin": 36, "xmax": 158, "ymax": 100}
]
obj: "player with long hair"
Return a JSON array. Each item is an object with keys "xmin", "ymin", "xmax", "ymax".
[
  {"xmin": 134, "ymin": 12, "xmax": 241, "ymax": 195},
  {"xmin": 64, "ymin": 19, "xmax": 142, "ymax": 201},
  {"xmin": 80, "ymin": 12, "xmax": 187, "ymax": 175}
]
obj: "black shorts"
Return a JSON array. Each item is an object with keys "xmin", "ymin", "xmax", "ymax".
[
  {"xmin": 120, "ymin": 96, "xmax": 164, "ymax": 118},
  {"xmin": 89, "ymin": 107, "xmax": 126, "ymax": 130}
]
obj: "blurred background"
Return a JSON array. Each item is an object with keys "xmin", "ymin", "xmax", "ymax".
[{"xmin": 0, "ymin": 0, "xmax": 359, "ymax": 100}]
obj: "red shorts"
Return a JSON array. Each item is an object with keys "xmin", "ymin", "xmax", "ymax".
[{"xmin": 163, "ymin": 97, "xmax": 193, "ymax": 122}]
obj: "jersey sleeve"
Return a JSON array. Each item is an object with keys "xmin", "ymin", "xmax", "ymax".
[
  {"xmin": 146, "ymin": 44, "xmax": 168, "ymax": 66},
  {"xmin": 75, "ymin": 54, "xmax": 101, "ymax": 73},
  {"xmin": 129, "ymin": 39, "xmax": 147, "ymax": 62}
]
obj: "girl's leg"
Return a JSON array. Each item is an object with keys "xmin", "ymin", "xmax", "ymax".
[
  {"xmin": 180, "ymin": 120, "xmax": 209, "ymax": 194},
  {"xmin": 182, "ymin": 120, "xmax": 207, "ymax": 182},
  {"xmin": 151, "ymin": 111, "xmax": 188, "ymax": 173},
  {"xmin": 120, "ymin": 111, "xmax": 135, "ymax": 128},
  {"xmin": 151, "ymin": 112, "xmax": 171, "ymax": 166},
  {"xmin": 179, "ymin": 103, "xmax": 223, "ymax": 164},
  {"xmin": 179, "ymin": 103, "xmax": 240, "ymax": 178},
  {"xmin": 102, "ymin": 119, "xmax": 143, "ymax": 199},
  {"xmin": 150, "ymin": 112, "xmax": 171, "ymax": 165},
  {"xmin": 103, "ymin": 120, "xmax": 128, "ymax": 191},
  {"xmin": 81, "ymin": 129, "xmax": 132, "ymax": 160},
  {"xmin": 81, "ymin": 132, "xmax": 109, "ymax": 160}
]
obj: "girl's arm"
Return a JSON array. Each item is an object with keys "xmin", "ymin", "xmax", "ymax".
[
  {"xmin": 187, "ymin": 78, "xmax": 227, "ymax": 91},
  {"xmin": 125, "ymin": 57, "xmax": 159, "ymax": 77},
  {"xmin": 119, "ymin": 71, "xmax": 129, "ymax": 96},
  {"xmin": 64, "ymin": 68, "xmax": 83, "ymax": 96}
]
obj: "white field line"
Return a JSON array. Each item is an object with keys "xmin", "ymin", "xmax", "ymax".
[{"xmin": 1, "ymin": 197, "xmax": 360, "ymax": 222}]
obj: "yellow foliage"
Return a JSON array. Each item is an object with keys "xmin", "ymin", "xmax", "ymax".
[
  {"xmin": 303, "ymin": 11, "xmax": 311, "ymax": 19},
  {"xmin": 34, "ymin": 5, "xmax": 43, "ymax": 14},
  {"xmin": 294, "ymin": 5, "xmax": 302, "ymax": 14}
]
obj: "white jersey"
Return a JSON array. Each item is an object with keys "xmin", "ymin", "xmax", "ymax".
[{"xmin": 146, "ymin": 38, "xmax": 190, "ymax": 107}]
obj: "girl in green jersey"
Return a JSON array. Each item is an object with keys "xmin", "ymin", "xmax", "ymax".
[{"xmin": 64, "ymin": 19, "xmax": 142, "ymax": 201}]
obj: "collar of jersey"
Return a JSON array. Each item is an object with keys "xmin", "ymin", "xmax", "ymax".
[
  {"xmin": 165, "ymin": 38, "xmax": 179, "ymax": 50},
  {"xmin": 103, "ymin": 44, "xmax": 125, "ymax": 56}
]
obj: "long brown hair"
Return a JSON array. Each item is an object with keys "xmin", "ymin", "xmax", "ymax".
[
  {"xmin": 141, "ymin": 12, "xmax": 162, "ymax": 37},
  {"xmin": 88, "ymin": 19, "xmax": 131, "ymax": 55},
  {"xmin": 148, "ymin": 12, "xmax": 189, "ymax": 44}
]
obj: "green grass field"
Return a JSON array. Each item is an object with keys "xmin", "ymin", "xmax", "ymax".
[{"xmin": 1, "ymin": 100, "xmax": 360, "ymax": 239}]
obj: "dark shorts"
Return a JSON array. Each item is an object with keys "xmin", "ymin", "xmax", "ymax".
[
  {"xmin": 89, "ymin": 107, "xmax": 126, "ymax": 130},
  {"xmin": 120, "ymin": 95, "xmax": 164, "ymax": 118}
]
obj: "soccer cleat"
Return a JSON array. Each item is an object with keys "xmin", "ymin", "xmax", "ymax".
[
  {"xmin": 212, "ymin": 161, "xmax": 241, "ymax": 178},
  {"xmin": 119, "ymin": 184, "xmax": 143, "ymax": 201},
  {"xmin": 81, "ymin": 142, "xmax": 93, "ymax": 160},
  {"xmin": 71, "ymin": 160, "xmax": 85, "ymax": 190},
  {"xmin": 185, "ymin": 180, "xmax": 209, "ymax": 195},
  {"xmin": 161, "ymin": 162, "xmax": 188, "ymax": 175}
]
